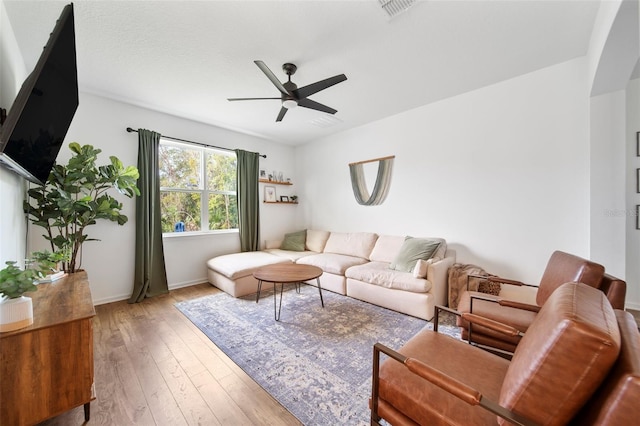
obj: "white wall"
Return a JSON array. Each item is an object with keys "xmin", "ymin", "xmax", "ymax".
[
  {"xmin": 26, "ymin": 92, "xmax": 296, "ymax": 304},
  {"xmin": 626, "ymin": 77, "xmax": 640, "ymax": 310},
  {"xmin": 0, "ymin": 0, "xmax": 28, "ymax": 268},
  {"xmin": 295, "ymin": 58, "xmax": 590, "ymax": 285},
  {"xmin": 589, "ymin": 90, "xmax": 626, "ymax": 278}
]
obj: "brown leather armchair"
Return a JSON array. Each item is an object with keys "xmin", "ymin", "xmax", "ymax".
[
  {"xmin": 371, "ymin": 282, "xmax": 639, "ymax": 426},
  {"xmin": 456, "ymin": 250, "xmax": 613, "ymax": 354}
]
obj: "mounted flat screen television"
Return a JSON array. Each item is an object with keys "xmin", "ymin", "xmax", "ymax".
[{"xmin": 0, "ymin": 3, "xmax": 78, "ymax": 184}]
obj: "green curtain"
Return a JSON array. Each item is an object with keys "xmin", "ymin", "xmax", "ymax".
[
  {"xmin": 235, "ymin": 149, "xmax": 260, "ymax": 252},
  {"xmin": 129, "ymin": 129, "xmax": 169, "ymax": 303}
]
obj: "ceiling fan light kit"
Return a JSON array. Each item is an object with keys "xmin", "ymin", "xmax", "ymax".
[
  {"xmin": 282, "ymin": 99, "xmax": 298, "ymax": 109},
  {"xmin": 228, "ymin": 60, "xmax": 347, "ymax": 122}
]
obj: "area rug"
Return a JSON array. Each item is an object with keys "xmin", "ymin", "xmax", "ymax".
[{"xmin": 175, "ymin": 285, "xmax": 461, "ymax": 425}]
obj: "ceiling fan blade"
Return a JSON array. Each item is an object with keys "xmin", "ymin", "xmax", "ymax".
[
  {"xmin": 227, "ymin": 97, "xmax": 281, "ymax": 101},
  {"xmin": 276, "ymin": 106, "xmax": 287, "ymax": 122},
  {"xmin": 255, "ymin": 60, "xmax": 289, "ymax": 95},
  {"xmin": 298, "ymin": 98, "xmax": 337, "ymax": 115},
  {"xmin": 294, "ymin": 74, "xmax": 347, "ymax": 99}
]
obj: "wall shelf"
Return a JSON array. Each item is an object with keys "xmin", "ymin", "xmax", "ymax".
[
  {"xmin": 259, "ymin": 179, "xmax": 292, "ymax": 186},
  {"xmin": 263, "ymin": 201, "xmax": 298, "ymax": 204}
]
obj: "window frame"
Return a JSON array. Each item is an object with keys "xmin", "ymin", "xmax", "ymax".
[{"xmin": 159, "ymin": 139, "xmax": 238, "ymax": 235}]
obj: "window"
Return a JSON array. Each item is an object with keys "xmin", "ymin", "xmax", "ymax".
[{"xmin": 159, "ymin": 140, "xmax": 238, "ymax": 233}]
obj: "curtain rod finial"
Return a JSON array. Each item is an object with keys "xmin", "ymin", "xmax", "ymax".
[{"xmin": 126, "ymin": 127, "xmax": 135, "ymax": 133}]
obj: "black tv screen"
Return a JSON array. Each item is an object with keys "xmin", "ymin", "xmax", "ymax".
[{"xmin": 0, "ymin": 3, "xmax": 78, "ymax": 184}]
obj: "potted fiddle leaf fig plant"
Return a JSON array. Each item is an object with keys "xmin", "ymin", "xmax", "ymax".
[{"xmin": 24, "ymin": 142, "xmax": 140, "ymax": 273}]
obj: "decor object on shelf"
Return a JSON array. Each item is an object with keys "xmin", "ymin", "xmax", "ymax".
[
  {"xmin": 264, "ymin": 185, "xmax": 276, "ymax": 202},
  {"xmin": 0, "ymin": 259, "xmax": 49, "ymax": 332},
  {"xmin": 24, "ymin": 143, "xmax": 140, "ymax": 273},
  {"xmin": 290, "ymin": 195, "xmax": 298, "ymax": 202},
  {"xmin": 349, "ymin": 155, "xmax": 394, "ymax": 206},
  {"xmin": 31, "ymin": 250, "xmax": 68, "ymax": 283},
  {"xmin": 280, "ymin": 196, "xmax": 289, "ymax": 202}
]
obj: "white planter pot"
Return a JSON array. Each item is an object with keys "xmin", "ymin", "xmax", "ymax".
[{"xmin": 0, "ymin": 296, "xmax": 34, "ymax": 332}]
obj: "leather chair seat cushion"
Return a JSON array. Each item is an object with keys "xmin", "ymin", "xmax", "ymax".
[
  {"xmin": 498, "ymin": 283, "xmax": 621, "ymax": 425},
  {"xmin": 378, "ymin": 330, "xmax": 510, "ymax": 426}
]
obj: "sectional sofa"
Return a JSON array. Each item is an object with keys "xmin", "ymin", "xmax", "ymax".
[{"xmin": 206, "ymin": 230, "xmax": 456, "ymax": 320}]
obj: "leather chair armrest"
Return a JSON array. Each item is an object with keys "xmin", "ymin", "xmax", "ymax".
[
  {"xmin": 467, "ymin": 273, "xmax": 536, "ymax": 290},
  {"xmin": 498, "ymin": 299, "xmax": 541, "ymax": 313},
  {"xmin": 372, "ymin": 342, "xmax": 538, "ymax": 426},
  {"xmin": 461, "ymin": 313, "xmax": 525, "ymax": 337}
]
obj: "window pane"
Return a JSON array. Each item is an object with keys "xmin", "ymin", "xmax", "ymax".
[
  {"xmin": 206, "ymin": 153, "xmax": 237, "ymax": 192},
  {"xmin": 161, "ymin": 191, "xmax": 201, "ymax": 232},
  {"xmin": 209, "ymin": 193, "xmax": 238, "ymax": 230},
  {"xmin": 159, "ymin": 144, "xmax": 201, "ymax": 189}
]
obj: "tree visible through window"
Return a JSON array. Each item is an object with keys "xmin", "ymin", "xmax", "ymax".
[{"xmin": 159, "ymin": 140, "xmax": 238, "ymax": 233}]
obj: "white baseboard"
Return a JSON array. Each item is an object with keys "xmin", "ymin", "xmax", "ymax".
[
  {"xmin": 625, "ymin": 301, "xmax": 640, "ymax": 311},
  {"xmin": 168, "ymin": 278, "xmax": 208, "ymax": 290},
  {"xmin": 92, "ymin": 278, "xmax": 209, "ymax": 306}
]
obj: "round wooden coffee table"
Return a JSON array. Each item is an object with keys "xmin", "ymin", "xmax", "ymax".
[{"xmin": 253, "ymin": 264, "xmax": 324, "ymax": 321}]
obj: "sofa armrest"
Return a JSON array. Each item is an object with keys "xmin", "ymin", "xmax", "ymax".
[{"xmin": 427, "ymin": 253, "xmax": 456, "ymax": 307}]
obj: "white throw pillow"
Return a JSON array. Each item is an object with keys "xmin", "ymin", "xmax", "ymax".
[{"xmin": 412, "ymin": 259, "xmax": 429, "ymax": 278}]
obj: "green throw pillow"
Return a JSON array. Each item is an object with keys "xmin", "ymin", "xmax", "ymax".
[
  {"xmin": 280, "ymin": 230, "xmax": 307, "ymax": 251},
  {"xmin": 390, "ymin": 237, "xmax": 441, "ymax": 273}
]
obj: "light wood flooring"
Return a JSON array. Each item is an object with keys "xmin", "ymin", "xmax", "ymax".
[{"xmin": 39, "ymin": 283, "xmax": 301, "ymax": 426}]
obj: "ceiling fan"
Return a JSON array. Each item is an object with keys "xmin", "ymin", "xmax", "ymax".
[{"xmin": 228, "ymin": 60, "xmax": 347, "ymax": 122}]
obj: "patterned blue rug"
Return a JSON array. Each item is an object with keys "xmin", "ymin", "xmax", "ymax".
[{"xmin": 175, "ymin": 284, "xmax": 460, "ymax": 425}]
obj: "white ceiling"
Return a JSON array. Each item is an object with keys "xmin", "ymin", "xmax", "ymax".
[{"xmin": 4, "ymin": 0, "xmax": 601, "ymax": 145}]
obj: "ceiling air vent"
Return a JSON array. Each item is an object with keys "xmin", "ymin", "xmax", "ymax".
[
  {"xmin": 310, "ymin": 115, "xmax": 343, "ymax": 128},
  {"xmin": 379, "ymin": 0, "xmax": 417, "ymax": 19}
]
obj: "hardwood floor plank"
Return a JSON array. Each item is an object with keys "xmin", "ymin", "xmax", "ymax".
[
  {"xmin": 155, "ymin": 355, "xmax": 221, "ymax": 426},
  {"xmin": 38, "ymin": 284, "xmax": 301, "ymax": 426},
  {"xmin": 190, "ymin": 370, "xmax": 256, "ymax": 425}
]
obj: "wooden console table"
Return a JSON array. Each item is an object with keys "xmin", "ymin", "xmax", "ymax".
[{"xmin": 0, "ymin": 271, "xmax": 96, "ymax": 425}]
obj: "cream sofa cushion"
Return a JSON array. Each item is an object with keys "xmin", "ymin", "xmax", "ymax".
[
  {"xmin": 369, "ymin": 235, "xmax": 405, "ymax": 263},
  {"xmin": 323, "ymin": 232, "xmax": 378, "ymax": 259},
  {"xmin": 297, "ymin": 253, "xmax": 368, "ymax": 275},
  {"xmin": 346, "ymin": 262, "xmax": 432, "ymax": 293},
  {"xmin": 306, "ymin": 229, "xmax": 330, "ymax": 252}
]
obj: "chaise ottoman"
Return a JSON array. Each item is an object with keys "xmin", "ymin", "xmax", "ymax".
[{"xmin": 206, "ymin": 251, "xmax": 292, "ymax": 297}]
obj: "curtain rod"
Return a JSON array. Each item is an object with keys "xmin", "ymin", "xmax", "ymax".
[
  {"xmin": 126, "ymin": 127, "xmax": 266, "ymax": 158},
  {"xmin": 349, "ymin": 155, "xmax": 395, "ymax": 166}
]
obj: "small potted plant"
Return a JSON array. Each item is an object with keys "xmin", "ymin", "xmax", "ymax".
[
  {"xmin": 0, "ymin": 260, "xmax": 47, "ymax": 332},
  {"xmin": 31, "ymin": 249, "xmax": 68, "ymax": 283},
  {"xmin": 290, "ymin": 195, "xmax": 298, "ymax": 203}
]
